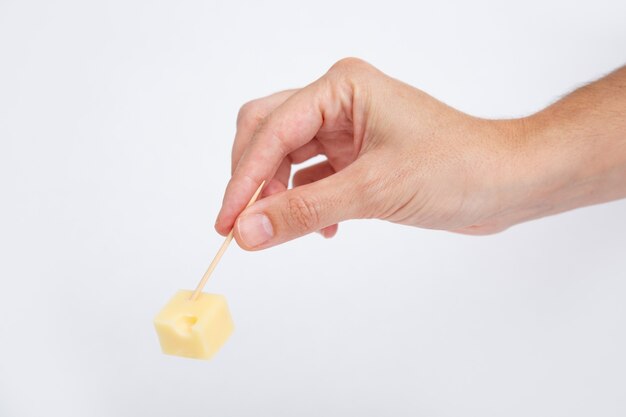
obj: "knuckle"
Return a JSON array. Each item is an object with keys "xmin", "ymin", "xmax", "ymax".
[
  {"xmin": 283, "ymin": 195, "xmax": 320, "ymax": 233},
  {"xmin": 328, "ymin": 57, "xmax": 371, "ymax": 76},
  {"xmin": 236, "ymin": 100, "xmax": 262, "ymax": 128}
]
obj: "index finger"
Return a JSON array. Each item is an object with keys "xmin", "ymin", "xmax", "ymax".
[
  {"xmin": 215, "ymin": 82, "xmax": 324, "ymax": 235},
  {"xmin": 231, "ymin": 89, "xmax": 298, "ymax": 175}
]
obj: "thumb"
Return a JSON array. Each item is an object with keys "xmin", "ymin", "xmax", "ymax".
[{"xmin": 233, "ymin": 164, "xmax": 367, "ymax": 250}]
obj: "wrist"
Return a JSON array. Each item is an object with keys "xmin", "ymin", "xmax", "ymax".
[
  {"xmin": 459, "ymin": 115, "xmax": 579, "ymax": 234},
  {"xmin": 463, "ymin": 118, "xmax": 544, "ymax": 233}
]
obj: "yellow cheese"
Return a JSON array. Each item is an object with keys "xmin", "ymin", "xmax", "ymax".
[{"xmin": 154, "ymin": 290, "xmax": 234, "ymax": 360}]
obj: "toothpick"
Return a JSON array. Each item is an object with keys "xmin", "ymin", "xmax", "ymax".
[{"xmin": 190, "ymin": 181, "xmax": 266, "ymax": 301}]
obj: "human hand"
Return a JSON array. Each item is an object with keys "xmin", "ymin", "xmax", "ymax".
[{"xmin": 214, "ymin": 58, "xmax": 626, "ymax": 250}]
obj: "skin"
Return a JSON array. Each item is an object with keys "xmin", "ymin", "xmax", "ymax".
[{"xmin": 214, "ymin": 58, "xmax": 626, "ymax": 250}]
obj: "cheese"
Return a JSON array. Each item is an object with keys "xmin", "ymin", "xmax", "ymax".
[{"xmin": 154, "ymin": 290, "xmax": 234, "ymax": 360}]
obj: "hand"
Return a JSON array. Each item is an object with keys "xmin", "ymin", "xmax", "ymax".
[
  {"xmin": 215, "ymin": 58, "xmax": 626, "ymax": 250},
  {"xmin": 214, "ymin": 57, "xmax": 525, "ymax": 248}
]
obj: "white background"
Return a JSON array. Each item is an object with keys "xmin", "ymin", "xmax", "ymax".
[{"xmin": 1, "ymin": 0, "xmax": 625, "ymax": 416}]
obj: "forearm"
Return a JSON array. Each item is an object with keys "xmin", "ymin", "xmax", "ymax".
[
  {"xmin": 492, "ymin": 67, "xmax": 626, "ymax": 228},
  {"xmin": 535, "ymin": 67, "xmax": 626, "ymax": 208}
]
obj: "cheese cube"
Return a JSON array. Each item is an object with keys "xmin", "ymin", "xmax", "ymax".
[{"xmin": 154, "ymin": 290, "xmax": 234, "ymax": 360}]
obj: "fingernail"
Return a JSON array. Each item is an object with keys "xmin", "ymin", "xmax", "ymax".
[
  {"xmin": 316, "ymin": 230, "xmax": 329, "ymax": 238},
  {"xmin": 237, "ymin": 213, "xmax": 274, "ymax": 247}
]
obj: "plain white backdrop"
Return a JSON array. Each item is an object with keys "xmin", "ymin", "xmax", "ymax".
[{"xmin": 1, "ymin": 0, "xmax": 625, "ymax": 416}]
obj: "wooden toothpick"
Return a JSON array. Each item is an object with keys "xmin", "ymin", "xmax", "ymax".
[{"xmin": 190, "ymin": 181, "xmax": 266, "ymax": 301}]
